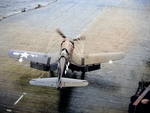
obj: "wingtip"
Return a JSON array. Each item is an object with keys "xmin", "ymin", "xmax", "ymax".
[
  {"xmin": 29, "ymin": 79, "xmax": 36, "ymax": 85},
  {"xmin": 8, "ymin": 50, "xmax": 13, "ymax": 57},
  {"xmin": 121, "ymin": 52, "xmax": 126, "ymax": 59},
  {"xmin": 84, "ymin": 80, "xmax": 89, "ymax": 86}
]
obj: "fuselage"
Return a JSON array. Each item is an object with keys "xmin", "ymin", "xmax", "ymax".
[{"xmin": 57, "ymin": 38, "xmax": 74, "ymax": 89}]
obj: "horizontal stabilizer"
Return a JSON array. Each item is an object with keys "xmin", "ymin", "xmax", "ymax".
[
  {"xmin": 30, "ymin": 77, "xmax": 88, "ymax": 88},
  {"xmin": 61, "ymin": 78, "xmax": 88, "ymax": 87},
  {"xmin": 30, "ymin": 78, "xmax": 58, "ymax": 87}
]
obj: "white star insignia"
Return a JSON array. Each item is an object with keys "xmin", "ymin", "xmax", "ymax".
[{"xmin": 20, "ymin": 52, "xmax": 29, "ymax": 58}]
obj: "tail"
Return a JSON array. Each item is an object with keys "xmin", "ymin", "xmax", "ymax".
[{"xmin": 30, "ymin": 77, "xmax": 88, "ymax": 88}]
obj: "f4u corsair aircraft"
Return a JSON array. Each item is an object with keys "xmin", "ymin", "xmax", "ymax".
[{"xmin": 8, "ymin": 29, "xmax": 125, "ymax": 90}]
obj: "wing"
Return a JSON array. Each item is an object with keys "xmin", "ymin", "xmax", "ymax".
[
  {"xmin": 8, "ymin": 50, "xmax": 59, "ymax": 64},
  {"xmin": 72, "ymin": 52, "xmax": 125, "ymax": 65}
]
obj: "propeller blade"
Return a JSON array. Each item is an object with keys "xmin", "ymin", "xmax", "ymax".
[
  {"xmin": 73, "ymin": 36, "xmax": 85, "ymax": 41},
  {"xmin": 56, "ymin": 29, "xmax": 66, "ymax": 38}
]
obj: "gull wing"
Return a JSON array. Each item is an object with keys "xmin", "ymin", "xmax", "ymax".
[
  {"xmin": 72, "ymin": 52, "xmax": 125, "ymax": 65},
  {"xmin": 8, "ymin": 50, "xmax": 59, "ymax": 64}
]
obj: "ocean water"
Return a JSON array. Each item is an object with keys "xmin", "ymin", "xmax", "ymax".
[{"xmin": 0, "ymin": 0, "xmax": 55, "ymax": 20}]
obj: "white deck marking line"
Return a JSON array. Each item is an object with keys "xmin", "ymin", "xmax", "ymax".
[
  {"xmin": 77, "ymin": 34, "xmax": 81, "ymax": 38},
  {"xmin": 83, "ymin": 28, "xmax": 86, "ymax": 31},
  {"xmin": 38, "ymin": 73, "xmax": 44, "ymax": 79},
  {"xmin": 14, "ymin": 95, "xmax": 24, "ymax": 105},
  {"xmin": 14, "ymin": 93, "xmax": 26, "ymax": 105},
  {"xmin": 76, "ymin": 5, "xmax": 108, "ymax": 38},
  {"xmin": 6, "ymin": 109, "xmax": 12, "ymax": 112},
  {"xmin": 118, "ymin": 0, "xmax": 122, "ymax": 6}
]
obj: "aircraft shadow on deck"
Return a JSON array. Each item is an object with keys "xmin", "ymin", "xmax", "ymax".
[{"xmin": 58, "ymin": 71, "xmax": 77, "ymax": 112}]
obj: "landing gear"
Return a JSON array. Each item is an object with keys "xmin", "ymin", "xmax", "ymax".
[
  {"xmin": 71, "ymin": 70, "xmax": 74, "ymax": 73},
  {"xmin": 50, "ymin": 71, "xmax": 55, "ymax": 77},
  {"xmin": 57, "ymin": 87, "xmax": 61, "ymax": 91},
  {"xmin": 81, "ymin": 71, "xmax": 85, "ymax": 80}
]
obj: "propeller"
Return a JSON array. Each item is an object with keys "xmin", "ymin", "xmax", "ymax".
[
  {"xmin": 56, "ymin": 28, "xmax": 85, "ymax": 41},
  {"xmin": 56, "ymin": 28, "xmax": 85, "ymax": 54},
  {"xmin": 73, "ymin": 36, "xmax": 85, "ymax": 41},
  {"xmin": 56, "ymin": 29, "xmax": 66, "ymax": 39}
]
